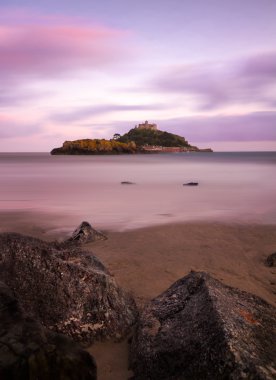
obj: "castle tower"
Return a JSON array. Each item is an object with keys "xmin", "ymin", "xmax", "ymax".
[{"xmin": 137, "ymin": 121, "xmax": 157, "ymax": 130}]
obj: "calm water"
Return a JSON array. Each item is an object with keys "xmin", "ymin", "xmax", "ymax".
[{"xmin": 0, "ymin": 152, "xmax": 276, "ymax": 231}]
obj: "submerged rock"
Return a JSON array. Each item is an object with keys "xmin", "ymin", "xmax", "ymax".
[
  {"xmin": 0, "ymin": 281, "xmax": 97, "ymax": 380},
  {"xmin": 183, "ymin": 182, "xmax": 198, "ymax": 186},
  {"xmin": 0, "ymin": 233, "xmax": 137, "ymax": 344},
  {"xmin": 130, "ymin": 271, "xmax": 276, "ymax": 380},
  {"xmin": 68, "ymin": 221, "xmax": 107, "ymax": 243},
  {"xmin": 265, "ymin": 252, "xmax": 276, "ymax": 267}
]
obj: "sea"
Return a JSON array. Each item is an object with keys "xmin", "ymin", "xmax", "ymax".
[{"xmin": 0, "ymin": 152, "xmax": 276, "ymax": 233}]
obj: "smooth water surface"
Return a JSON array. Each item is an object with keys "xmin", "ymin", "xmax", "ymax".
[{"xmin": 0, "ymin": 152, "xmax": 276, "ymax": 231}]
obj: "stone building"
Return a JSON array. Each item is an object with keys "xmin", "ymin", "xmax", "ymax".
[{"xmin": 136, "ymin": 120, "xmax": 157, "ymax": 130}]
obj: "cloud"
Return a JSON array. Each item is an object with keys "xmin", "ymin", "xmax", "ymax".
[
  {"xmin": 0, "ymin": 9, "xmax": 130, "ymax": 82},
  {"xmin": 60, "ymin": 111, "xmax": 276, "ymax": 144},
  {"xmin": 0, "ymin": 114, "xmax": 41, "ymax": 138},
  {"xmin": 155, "ymin": 111, "xmax": 276, "ymax": 142},
  {"xmin": 0, "ymin": 87, "xmax": 54, "ymax": 107},
  {"xmin": 153, "ymin": 52, "xmax": 276, "ymax": 110},
  {"xmin": 50, "ymin": 103, "xmax": 165, "ymax": 123},
  {"xmin": 0, "ymin": 8, "xmax": 134, "ymax": 108}
]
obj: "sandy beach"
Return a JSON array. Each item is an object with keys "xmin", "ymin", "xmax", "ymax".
[
  {"xmin": 1, "ymin": 213, "xmax": 275, "ymax": 379},
  {"xmin": 86, "ymin": 222, "xmax": 276, "ymax": 379}
]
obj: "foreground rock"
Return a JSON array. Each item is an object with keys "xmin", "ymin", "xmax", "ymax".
[
  {"xmin": 265, "ymin": 252, "xmax": 276, "ymax": 267},
  {"xmin": 0, "ymin": 282, "xmax": 97, "ymax": 380},
  {"xmin": 67, "ymin": 221, "xmax": 107, "ymax": 243},
  {"xmin": 0, "ymin": 233, "xmax": 137, "ymax": 344},
  {"xmin": 130, "ymin": 271, "xmax": 276, "ymax": 380}
]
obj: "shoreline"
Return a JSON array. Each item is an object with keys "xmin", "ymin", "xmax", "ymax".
[
  {"xmin": 1, "ymin": 208, "xmax": 276, "ymax": 238},
  {"xmin": 1, "ymin": 212, "xmax": 275, "ymax": 306}
]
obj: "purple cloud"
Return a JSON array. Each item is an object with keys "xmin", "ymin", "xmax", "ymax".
[
  {"xmin": 0, "ymin": 8, "xmax": 134, "ymax": 108},
  {"xmin": 241, "ymin": 51, "xmax": 276, "ymax": 78},
  {"xmin": 153, "ymin": 52, "xmax": 276, "ymax": 109},
  {"xmin": 0, "ymin": 87, "xmax": 54, "ymax": 107},
  {"xmin": 0, "ymin": 115, "xmax": 41, "ymax": 138},
  {"xmin": 155, "ymin": 111, "xmax": 276, "ymax": 142},
  {"xmin": 50, "ymin": 103, "xmax": 164, "ymax": 123},
  {"xmin": 0, "ymin": 11, "xmax": 130, "ymax": 82}
]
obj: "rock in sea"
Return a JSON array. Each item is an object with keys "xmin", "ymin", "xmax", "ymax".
[
  {"xmin": 130, "ymin": 271, "xmax": 276, "ymax": 380},
  {"xmin": 183, "ymin": 182, "xmax": 198, "ymax": 186},
  {"xmin": 67, "ymin": 221, "xmax": 107, "ymax": 243},
  {"xmin": 0, "ymin": 233, "xmax": 137, "ymax": 344},
  {"xmin": 0, "ymin": 281, "xmax": 97, "ymax": 380}
]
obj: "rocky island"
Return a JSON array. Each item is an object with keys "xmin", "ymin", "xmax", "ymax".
[{"xmin": 51, "ymin": 121, "xmax": 213, "ymax": 155}]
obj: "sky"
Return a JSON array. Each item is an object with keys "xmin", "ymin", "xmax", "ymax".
[{"xmin": 0, "ymin": 0, "xmax": 276, "ymax": 151}]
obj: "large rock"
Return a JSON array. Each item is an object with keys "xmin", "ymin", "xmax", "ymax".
[
  {"xmin": 67, "ymin": 221, "xmax": 107, "ymax": 244},
  {"xmin": 0, "ymin": 281, "xmax": 97, "ymax": 380},
  {"xmin": 0, "ymin": 233, "xmax": 137, "ymax": 344},
  {"xmin": 130, "ymin": 271, "xmax": 276, "ymax": 380}
]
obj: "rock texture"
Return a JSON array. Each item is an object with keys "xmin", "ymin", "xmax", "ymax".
[
  {"xmin": 265, "ymin": 252, "xmax": 276, "ymax": 267},
  {"xmin": 0, "ymin": 281, "xmax": 97, "ymax": 380},
  {"xmin": 0, "ymin": 233, "xmax": 137, "ymax": 344},
  {"xmin": 130, "ymin": 271, "xmax": 276, "ymax": 380},
  {"xmin": 67, "ymin": 221, "xmax": 107, "ymax": 243}
]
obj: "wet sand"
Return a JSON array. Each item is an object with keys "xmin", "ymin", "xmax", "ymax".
[
  {"xmin": 87, "ymin": 222, "xmax": 276, "ymax": 380},
  {"xmin": 1, "ymin": 214, "xmax": 276, "ymax": 379}
]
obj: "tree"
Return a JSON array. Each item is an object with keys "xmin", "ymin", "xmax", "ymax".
[{"xmin": 113, "ymin": 133, "xmax": 121, "ymax": 140}]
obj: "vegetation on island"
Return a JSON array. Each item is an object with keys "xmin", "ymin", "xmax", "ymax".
[
  {"xmin": 116, "ymin": 128, "xmax": 191, "ymax": 148},
  {"xmin": 51, "ymin": 139, "xmax": 137, "ymax": 155}
]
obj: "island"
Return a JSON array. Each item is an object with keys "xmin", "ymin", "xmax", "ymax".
[{"xmin": 51, "ymin": 121, "xmax": 213, "ymax": 155}]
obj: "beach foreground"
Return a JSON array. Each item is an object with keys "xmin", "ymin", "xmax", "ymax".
[
  {"xmin": 85, "ymin": 222, "xmax": 276, "ymax": 380},
  {"xmin": 2, "ymin": 215, "xmax": 275, "ymax": 379}
]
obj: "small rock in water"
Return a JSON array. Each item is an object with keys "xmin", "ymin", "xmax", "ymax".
[
  {"xmin": 265, "ymin": 252, "xmax": 276, "ymax": 267},
  {"xmin": 121, "ymin": 181, "xmax": 135, "ymax": 185},
  {"xmin": 183, "ymin": 182, "xmax": 198, "ymax": 186},
  {"xmin": 130, "ymin": 271, "xmax": 276, "ymax": 380},
  {"xmin": 68, "ymin": 221, "xmax": 107, "ymax": 243}
]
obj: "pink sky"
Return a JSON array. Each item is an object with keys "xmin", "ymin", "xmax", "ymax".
[{"xmin": 0, "ymin": 1, "xmax": 276, "ymax": 151}]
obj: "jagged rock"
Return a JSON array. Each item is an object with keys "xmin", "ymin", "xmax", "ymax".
[
  {"xmin": 68, "ymin": 221, "xmax": 107, "ymax": 243},
  {"xmin": 130, "ymin": 271, "xmax": 276, "ymax": 380},
  {"xmin": 0, "ymin": 281, "xmax": 97, "ymax": 380},
  {"xmin": 0, "ymin": 233, "xmax": 137, "ymax": 344},
  {"xmin": 183, "ymin": 182, "xmax": 198, "ymax": 186},
  {"xmin": 265, "ymin": 252, "xmax": 276, "ymax": 267}
]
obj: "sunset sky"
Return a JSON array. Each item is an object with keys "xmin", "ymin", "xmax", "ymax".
[{"xmin": 0, "ymin": 0, "xmax": 276, "ymax": 151}]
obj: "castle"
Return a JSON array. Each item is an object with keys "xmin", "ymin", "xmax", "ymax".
[{"xmin": 136, "ymin": 120, "xmax": 157, "ymax": 131}]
